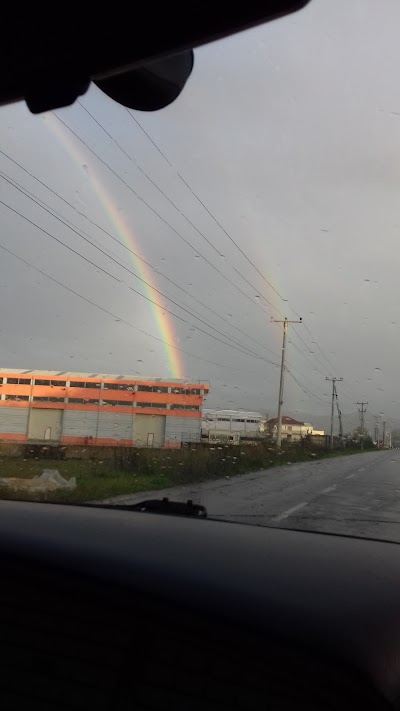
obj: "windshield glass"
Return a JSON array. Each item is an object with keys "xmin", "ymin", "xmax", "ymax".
[{"xmin": 1, "ymin": 0, "xmax": 399, "ymax": 543}]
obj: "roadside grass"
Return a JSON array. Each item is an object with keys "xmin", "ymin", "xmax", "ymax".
[{"xmin": 0, "ymin": 444, "xmax": 377, "ymax": 504}]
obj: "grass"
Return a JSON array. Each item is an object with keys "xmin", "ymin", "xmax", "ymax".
[{"xmin": 0, "ymin": 442, "xmax": 377, "ymax": 504}]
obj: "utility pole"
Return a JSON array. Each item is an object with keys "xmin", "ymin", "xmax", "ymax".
[
  {"xmin": 356, "ymin": 401, "xmax": 368, "ymax": 451},
  {"xmin": 335, "ymin": 388, "xmax": 343, "ymax": 445},
  {"xmin": 382, "ymin": 420, "xmax": 386, "ymax": 449},
  {"xmin": 374, "ymin": 414, "xmax": 381, "ymax": 447},
  {"xmin": 272, "ymin": 317, "xmax": 302, "ymax": 448},
  {"xmin": 326, "ymin": 377, "xmax": 343, "ymax": 449},
  {"xmin": 325, "ymin": 378, "xmax": 343, "ymax": 449}
]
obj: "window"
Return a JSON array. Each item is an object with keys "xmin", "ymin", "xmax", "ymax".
[
  {"xmin": 287, "ymin": 426, "xmax": 292, "ymax": 432},
  {"xmin": 87, "ymin": 400, "xmax": 100, "ymax": 405},
  {"xmin": 69, "ymin": 381, "xmax": 100, "ymax": 389},
  {"xmin": 102, "ymin": 400, "xmax": 133, "ymax": 407},
  {"xmin": 136, "ymin": 402, "xmax": 167, "ymax": 409},
  {"xmin": 33, "ymin": 397, "xmax": 64, "ymax": 403},
  {"xmin": 103, "ymin": 382, "xmax": 136, "ymax": 391},
  {"xmin": 34, "ymin": 379, "xmax": 50, "ymax": 386},
  {"xmin": 5, "ymin": 395, "xmax": 29, "ymax": 401},
  {"xmin": 34, "ymin": 379, "xmax": 66, "ymax": 387},
  {"xmin": 7, "ymin": 377, "xmax": 31, "ymax": 385},
  {"xmin": 233, "ymin": 419, "xmax": 245, "ymax": 423},
  {"xmin": 217, "ymin": 417, "xmax": 230, "ymax": 422},
  {"xmin": 68, "ymin": 398, "xmax": 84, "ymax": 404},
  {"xmin": 137, "ymin": 385, "xmax": 169, "ymax": 393},
  {"xmin": 171, "ymin": 404, "xmax": 200, "ymax": 411}
]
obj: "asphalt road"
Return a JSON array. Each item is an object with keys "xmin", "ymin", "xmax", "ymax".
[{"xmin": 103, "ymin": 450, "xmax": 400, "ymax": 542}]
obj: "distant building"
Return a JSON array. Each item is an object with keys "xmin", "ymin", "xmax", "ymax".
[
  {"xmin": 202, "ymin": 409, "xmax": 263, "ymax": 443},
  {"xmin": 268, "ymin": 416, "xmax": 324, "ymax": 442},
  {"xmin": 0, "ymin": 369, "xmax": 210, "ymax": 448}
]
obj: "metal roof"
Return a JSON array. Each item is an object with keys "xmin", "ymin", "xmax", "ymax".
[{"xmin": 0, "ymin": 368, "xmax": 209, "ymax": 385}]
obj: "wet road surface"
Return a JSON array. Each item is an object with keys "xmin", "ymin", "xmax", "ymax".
[{"xmin": 101, "ymin": 450, "xmax": 400, "ymax": 542}]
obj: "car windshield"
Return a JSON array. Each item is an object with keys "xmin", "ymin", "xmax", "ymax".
[{"xmin": 1, "ymin": 0, "xmax": 400, "ymax": 543}]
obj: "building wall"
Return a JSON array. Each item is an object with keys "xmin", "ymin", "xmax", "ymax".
[
  {"xmin": 202, "ymin": 410, "xmax": 262, "ymax": 439},
  {"xmin": 28, "ymin": 409, "xmax": 63, "ymax": 441},
  {"xmin": 62, "ymin": 410, "xmax": 98, "ymax": 440},
  {"xmin": 165, "ymin": 416, "xmax": 201, "ymax": 447},
  {"xmin": 97, "ymin": 412, "xmax": 133, "ymax": 444},
  {"xmin": 133, "ymin": 414, "xmax": 166, "ymax": 448},
  {"xmin": 0, "ymin": 406, "xmax": 28, "ymax": 440},
  {"xmin": 0, "ymin": 370, "xmax": 208, "ymax": 448}
]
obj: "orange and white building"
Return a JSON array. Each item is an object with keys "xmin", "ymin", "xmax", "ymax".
[{"xmin": 0, "ymin": 369, "xmax": 209, "ymax": 448}]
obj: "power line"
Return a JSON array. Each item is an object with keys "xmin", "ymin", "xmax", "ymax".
[
  {"xmin": 0, "ymin": 194, "xmax": 275, "ymax": 362},
  {"xmin": 285, "ymin": 367, "xmax": 327, "ymax": 404},
  {"xmin": 0, "ymin": 149, "xmax": 277, "ymax": 357},
  {"xmin": 125, "ymin": 109, "xmax": 173, "ymax": 167},
  {"xmin": 53, "ymin": 113, "xmax": 278, "ymax": 321},
  {"xmin": 124, "ymin": 111, "xmax": 362, "ymax": 393},
  {"xmin": 0, "ymin": 242, "xmax": 274, "ymax": 373},
  {"xmin": 0, "ymin": 176, "xmax": 264, "ymax": 358},
  {"xmin": 125, "ymin": 109, "xmax": 290, "ymax": 307},
  {"xmin": 77, "ymin": 100, "xmax": 283, "ymax": 316},
  {"xmin": 7, "ymin": 116, "xmax": 344, "ymax": 393}
]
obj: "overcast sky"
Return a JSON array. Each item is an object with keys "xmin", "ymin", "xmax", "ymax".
[{"xmin": 1, "ymin": 0, "xmax": 400, "ymax": 428}]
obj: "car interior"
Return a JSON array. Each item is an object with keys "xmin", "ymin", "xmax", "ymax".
[{"xmin": 2, "ymin": 3, "xmax": 400, "ymax": 709}]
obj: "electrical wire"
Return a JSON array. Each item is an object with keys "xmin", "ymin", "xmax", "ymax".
[
  {"xmin": 79, "ymin": 100, "xmax": 285, "ymax": 316},
  {"xmin": 124, "ymin": 109, "xmax": 360, "ymax": 391},
  {"xmin": 126, "ymin": 109, "xmax": 290, "ymax": 306},
  {"xmin": 0, "ymin": 242, "xmax": 276, "ymax": 373},
  {"xmin": 285, "ymin": 367, "xmax": 328, "ymax": 404},
  {"xmin": 0, "ymin": 194, "xmax": 277, "ymax": 362},
  {"xmin": 53, "ymin": 113, "xmax": 279, "ymax": 320},
  {"xmin": 0, "ymin": 149, "xmax": 278, "ymax": 357}
]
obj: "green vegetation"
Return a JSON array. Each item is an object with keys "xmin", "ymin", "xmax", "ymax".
[{"xmin": 0, "ymin": 440, "xmax": 377, "ymax": 504}]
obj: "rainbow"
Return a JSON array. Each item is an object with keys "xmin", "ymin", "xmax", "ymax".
[{"xmin": 43, "ymin": 113, "xmax": 184, "ymax": 379}]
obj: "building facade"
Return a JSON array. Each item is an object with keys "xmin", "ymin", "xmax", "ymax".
[
  {"xmin": 0, "ymin": 370, "xmax": 209, "ymax": 448},
  {"xmin": 268, "ymin": 416, "xmax": 324, "ymax": 442},
  {"xmin": 202, "ymin": 409, "xmax": 263, "ymax": 442}
]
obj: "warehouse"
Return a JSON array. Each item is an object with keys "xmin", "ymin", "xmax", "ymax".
[
  {"xmin": 0, "ymin": 370, "xmax": 209, "ymax": 448},
  {"xmin": 202, "ymin": 409, "xmax": 264, "ymax": 443}
]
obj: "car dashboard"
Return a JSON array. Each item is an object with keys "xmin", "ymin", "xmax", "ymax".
[{"xmin": 0, "ymin": 500, "xmax": 399, "ymax": 709}]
